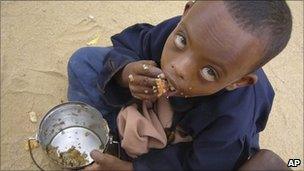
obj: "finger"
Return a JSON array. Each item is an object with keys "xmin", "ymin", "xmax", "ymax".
[
  {"xmin": 90, "ymin": 150, "xmax": 105, "ymax": 164},
  {"xmin": 133, "ymin": 61, "xmax": 163, "ymax": 78},
  {"xmin": 140, "ymin": 60, "xmax": 157, "ymax": 66},
  {"xmin": 91, "ymin": 150, "xmax": 119, "ymax": 165},
  {"xmin": 132, "ymin": 94, "xmax": 157, "ymax": 102},
  {"xmin": 140, "ymin": 65, "xmax": 163, "ymax": 78},
  {"xmin": 83, "ymin": 163, "xmax": 101, "ymax": 171},
  {"xmin": 129, "ymin": 85, "xmax": 157, "ymax": 95},
  {"xmin": 131, "ymin": 75, "xmax": 156, "ymax": 87},
  {"xmin": 131, "ymin": 92, "xmax": 158, "ymax": 101}
]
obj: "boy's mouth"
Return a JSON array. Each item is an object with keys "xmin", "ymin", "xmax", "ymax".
[
  {"xmin": 167, "ymin": 81, "xmax": 176, "ymax": 91},
  {"xmin": 155, "ymin": 76, "xmax": 178, "ymax": 97},
  {"xmin": 162, "ymin": 71, "xmax": 177, "ymax": 89},
  {"xmin": 161, "ymin": 71, "xmax": 179, "ymax": 97},
  {"xmin": 165, "ymin": 80, "xmax": 178, "ymax": 97}
]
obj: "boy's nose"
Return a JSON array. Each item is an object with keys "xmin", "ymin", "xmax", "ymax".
[
  {"xmin": 170, "ymin": 57, "xmax": 192, "ymax": 81},
  {"xmin": 171, "ymin": 64, "xmax": 185, "ymax": 80}
]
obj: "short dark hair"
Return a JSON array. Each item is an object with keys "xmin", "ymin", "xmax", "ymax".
[{"xmin": 224, "ymin": 0, "xmax": 292, "ymax": 71}]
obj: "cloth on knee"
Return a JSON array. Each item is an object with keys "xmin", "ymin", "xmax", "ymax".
[{"xmin": 117, "ymin": 97, "xmax": 193, "ymax": 158}]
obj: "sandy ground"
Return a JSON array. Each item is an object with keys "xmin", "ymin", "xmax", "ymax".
[{"xmin": 1, "ymin": 1, "xmax": 303, "ymax": 170}]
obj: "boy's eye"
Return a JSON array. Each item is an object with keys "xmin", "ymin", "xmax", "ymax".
[
  {"xmin": 174, "ymin": 34, "xmax": 186, "ymax": 49},
  {"xmin": 200, "ymin": 67, "xmax": 218, "ymax": 81}
]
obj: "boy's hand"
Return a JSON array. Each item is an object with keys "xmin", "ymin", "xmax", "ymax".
[
  {"xmin": 83, "ymin": 150, "xmax": 133, "ymax": 171},
  {"xmin": 117, "ymin": 60, "xmax": 163, "ymax": 101}
]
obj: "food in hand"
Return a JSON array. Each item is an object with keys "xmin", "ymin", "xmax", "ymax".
[
  {"xmin": 155, "ymin": 74, "xmax": 176, "ymax": 97},
  {"xmin": 155, "ymin": 78, "xmax": 168, "ymax": 97}
]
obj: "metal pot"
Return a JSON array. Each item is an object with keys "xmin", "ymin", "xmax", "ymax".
[{"xmin": 31, "ymin": 101, "xmax": 110, "ymax": 169}]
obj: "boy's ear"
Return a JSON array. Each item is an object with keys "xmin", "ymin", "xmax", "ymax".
[
  {"xmin": 183, "ymin": 1, "xmax": 195, "ymax": 17},
  {"xmin": 225, "ymin": 73, "xmax": 258, "ymax": 91}
]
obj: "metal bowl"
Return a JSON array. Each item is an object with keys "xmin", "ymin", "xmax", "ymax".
[{"xmin": 37, "ymin": 101, "xmax": 109, "ymax": 169}]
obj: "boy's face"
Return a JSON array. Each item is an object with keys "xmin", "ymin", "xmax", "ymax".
[{"xmin": 161, "ymin": 1, "xmax": 266, "ymax": 97}]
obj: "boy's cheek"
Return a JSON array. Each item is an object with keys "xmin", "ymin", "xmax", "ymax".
[
  {"xmin": 160, "ymin": 46, "xmax": 172, "ymax": 68},
  {"xmin": 161, "ymin": 33, "xmax": 176, "ymax": 65},
  {"xmin": 186, "ymin": 81, "xmax": 227, "ymax": 97}
]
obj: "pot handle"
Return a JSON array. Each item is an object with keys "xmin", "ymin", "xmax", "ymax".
[
  {"xmin": 103, "ymin": 134, "xmax": 121, "ymax": 158},
  {"xmin": 28, "ymin": 136, "xmax": 45, "ymax": 171}
]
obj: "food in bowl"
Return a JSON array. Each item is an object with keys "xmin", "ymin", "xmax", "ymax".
[{"xmin": 47, "ymin": 145, "xmax": 89, "ymax": 168}]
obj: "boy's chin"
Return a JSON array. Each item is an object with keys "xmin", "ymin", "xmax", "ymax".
[
  {"xmin": 164, "ymin": 90, "xmax": 179, "ymax": 98},
  {"xmin": 166, "ymin": 91, "xmax": 194, "ymax": 98}
]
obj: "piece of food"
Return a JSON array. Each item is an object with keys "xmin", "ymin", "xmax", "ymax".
[
  {"xmin": 25, "ymin": 139, "xmax": 39, "ymax": 151},
  {"xmin": 128, "ymin": 74, "xmax": 134, "ymax": 82},
  {"xmin": 155, "ymin": 78, "xmax": 168, "ymax": 97},
  {"xmin": 47, "ymin": 145, "xmax": 88, "ymax": 168},
  {"xmin": 88, "ymin": 15, "xmax": 94, "ymax": 20},
  {"xmin": 169, "ymin": 83, "xmax": 176, "ymax": 91},
  {"xmin": 87, "ymin": 34, "xmax": 100, "ymax": 46},
  {"xmin": 155, "ymin": 74, "xmax": 176, "ymax": 97},
  {"xmin": 29, "ymin": 111, "xmax": 38, "ymax": 123}
]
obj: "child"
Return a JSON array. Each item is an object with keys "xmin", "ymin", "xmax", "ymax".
[{"xmin": 67, "ymin": 1, "xmax": 292, "ymax": 170}]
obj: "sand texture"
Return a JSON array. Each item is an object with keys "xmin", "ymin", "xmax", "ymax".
[{"xmin": 1, "ymin": 1, "xmax": 303, "ymax": 170}]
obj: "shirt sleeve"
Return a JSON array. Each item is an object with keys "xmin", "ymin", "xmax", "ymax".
[
  {"xmin": 97, "ymin": 16, "xmax": 181, "ymax": 107},
  {"xmin": 133, "ymin": 118, "xmax": 247, "ymax": 171}
]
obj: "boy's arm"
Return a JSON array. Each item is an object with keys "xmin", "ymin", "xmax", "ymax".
[{"xmin": 97, "ymin": 16, "xmax": 181, "ymax": 107}]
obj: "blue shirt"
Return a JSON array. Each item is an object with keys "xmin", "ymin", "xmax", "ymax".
[{"xmin": 97, "ymin": 16, "xmax": 275, "ymax": 170}]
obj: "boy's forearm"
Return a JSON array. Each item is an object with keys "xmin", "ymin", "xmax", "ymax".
[{"xmin": 121, "ymin": 161, "xmax": 134, "ymax": 171}]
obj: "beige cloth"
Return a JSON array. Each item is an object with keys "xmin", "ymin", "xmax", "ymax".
[{"xmin": 117, "ymin": 97, "xmax": 192, "ymax": 158}]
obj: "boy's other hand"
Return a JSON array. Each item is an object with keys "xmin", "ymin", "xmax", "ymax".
[
  {"xmin": 83, "ymin": 150, "xmax": 133, "ymax": 171},
  {"xmin": 117, "ymin": 60, "xmax": 163, "ymax": 102}
]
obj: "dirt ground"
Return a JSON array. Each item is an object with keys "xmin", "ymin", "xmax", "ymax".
[{"xmin": 1, "ymin": 1, "xmax": 303, "ymax": 170}]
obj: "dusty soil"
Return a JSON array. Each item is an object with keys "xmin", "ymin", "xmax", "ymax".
[{"xmin": 1, "ymin": 1, "xmax": 303, "ymax": 170}]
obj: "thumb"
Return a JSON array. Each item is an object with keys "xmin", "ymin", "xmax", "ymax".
[
  {"xmin": 90, "ymin": 149, "xmax": 105, "ymax": 164},
  {"xmin": 142, "ymin": 60, "xmax": 157, "ymax": 66}
]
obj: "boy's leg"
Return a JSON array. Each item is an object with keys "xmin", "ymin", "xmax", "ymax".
[
  {"xmin": 67, "ymin": 47, "xmax": 119, "ymax": 131},
  {"xmin": 68, "ymin": 48, "xmax": 133, "ymax": 160}
]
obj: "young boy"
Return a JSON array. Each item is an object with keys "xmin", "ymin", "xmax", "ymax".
[{"xmin": 67, "ymin": 1, "xmax": 292, "ymax": 170}]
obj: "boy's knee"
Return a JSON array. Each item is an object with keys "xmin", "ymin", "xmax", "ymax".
[
  {"xmin": 68, "ymin": 46, "xmax": 112, "ymax": 79},
  {"xmin": 239, "ymin": 149, "xmax": 290, "ymax": 171},
  {"xmin": 68, "ymin": 47, "xmax": 92, "ymax": 72}
]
